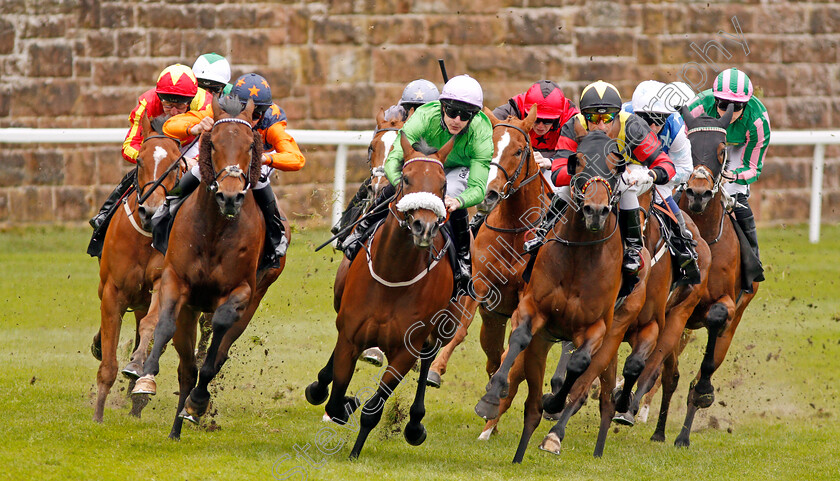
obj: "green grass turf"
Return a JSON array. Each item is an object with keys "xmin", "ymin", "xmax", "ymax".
[{"xmin": 0, "ymin": 223, "xmax": 837, "ymax": 480}]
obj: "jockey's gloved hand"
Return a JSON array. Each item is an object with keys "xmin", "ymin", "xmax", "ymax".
[
  {"xmin": 621, "ymin": 168, "xmax": 654, "ymax": 193},
  {"xmin": 533, "ymin": 151, "xmax": 552, "ymax": 169}
]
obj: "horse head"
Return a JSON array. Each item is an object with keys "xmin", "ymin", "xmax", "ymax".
[
  {"xmin": 680, "ymin": 104, "xmax": 733, "ymax": 213},
  {"xmin": 394, "ymin": 134, "xmax": 454, "ymax": 248},
  {"xmin": 369, "ymin": 108, "xmax": 404, "ymax": 199},
  {"xmin": 135, "ymin": 114, "xmax": 182, "ymax": 230},
  {"xmin": 568, "ymin": 119, "xmax": 623, "ymax": 232},
  {"xmin": 199, "ymin": 94, "xmax": 263, "ymax": 218},
  {"xmin": 479, "ymin": 105, "xmax": 537, "ymax": 214}
]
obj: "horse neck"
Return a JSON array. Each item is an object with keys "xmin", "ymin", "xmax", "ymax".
[{"xmin": 493, "ymin": 167, "xmax": 543, "ymax": 229}]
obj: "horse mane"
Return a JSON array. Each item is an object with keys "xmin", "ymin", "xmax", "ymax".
[
  {"xmin": 197, "ymin": 127, "xmax": 263, "ymax": 187},
  {"xmin": 412, "ymin": 138, "xmax": 438, "ymax": 156},
  {"xmin": 219, "ymin": 94, "xmax": 245, "ymax": 117}
]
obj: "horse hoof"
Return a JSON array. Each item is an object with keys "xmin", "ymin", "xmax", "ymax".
[
  {"xmin": 425, "ymin": 371, "xmax": 442, "ymax": 389},
  {"xmin": 178, "ymin": 408, "xmax": 199, "ymax": 425},
  {"xmin": 184, "ymin": 394, "xmax": 208, "ymax": 418},
  {"xmin": 91, "ymin": 340, "xmax": 102, "ymax": 361},
  {"xmin": 693, "ymin": 392, "xmax": 715, "ymax": 409},
  {"xmin": 305, "ymin": 382, "xmax": 328, "ymax": 406},
  {"xmin": 612, "ymin": 412, "xmax": 635, "ymax": 426},
  {"xmin": 474, "ymin": 396, "xmax": 500, "ymax": 420},
  {"xmin": 404, "ymin": 423, "xmax": 427, "ymax": 446},
  {"xmin": 538, "ymin": 433, "xmax": 562, "ymax": 455},
  {"xmin": 637, "ymin": 404, "xmax": 650, "ymax": 423},
  {"xmin": 121, "ymin": 361, "xmax": 142, "ymax": 379},
  {"xmin": 477, "ymin": 425, "xmax": 495, "ymax": 441},
  {"xmin": 321, "ymin": 412, "xmax": 333, "ymax": 423},
  {"xmin": 131, "ymin": 374, "xmax": 156, "ymax": 396},
  {"xmin": 650, "ymin": 432, "xmax": 665, "ymax": 443},
  {"xmin": 361, "ymin": 347, "xmax": 384, "ymax": 367},
  {"xmin": 542, "ymin": 410, "xmax": 562, "ymax": 422},
  {"xmin": 675, "ymin": 436, "xmax": 690, "ymax": 448}
]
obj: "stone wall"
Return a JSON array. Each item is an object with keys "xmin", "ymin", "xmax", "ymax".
[{"xmin": 1, "ymin": 0, "xmax": 838, "ymax": 227}]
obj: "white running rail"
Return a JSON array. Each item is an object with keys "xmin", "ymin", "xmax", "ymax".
[{"xmin": 1, "ymin": 128, "xmax": 838, "ymax": 242}]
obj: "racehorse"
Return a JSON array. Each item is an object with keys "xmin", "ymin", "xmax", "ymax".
[
  {"xmin": 92, "ymin": 114, "xmax": 183, "ymax": 422},
  {"xmin": 644, "ymin": 105, "xmax": 757, "ymax": 447},
  {"xmin": 306, "ymin": 133, "xmax": 456, "ymax": 459},
  {"xmin": 426, "ymin": 106, "xmax": 552, "ymax": 387},
  {"xmin": 131, "ymin": 95, "xmax": 286, "ymax": 439},
  {"xmin": 475, "ymin": 122, "xmax": 643, "ymax": 463}
]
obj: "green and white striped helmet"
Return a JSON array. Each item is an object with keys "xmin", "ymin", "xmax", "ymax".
[{"xmin": 712, "ymin": 68, "xmax": 753, "ymax": 103}]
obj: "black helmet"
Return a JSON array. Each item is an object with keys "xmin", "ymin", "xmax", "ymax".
[{"xmin": 579, "ymin": 80, "xmax": 622, "ymax": 113}]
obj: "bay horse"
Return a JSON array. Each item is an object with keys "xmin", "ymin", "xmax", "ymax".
[
  {"xmin": 92, "ymin": 114, "xmax": 184, "ymax": 422},
  {"xmin": 131, "ymin": 95, "xmax": 286, "ymax": 439},
  {"xmin": 474, "ymin": 122, "xmax": 648, "ymax": 463},
  {"xmin": 426, "ymin": 106, "xmax": 558, "ymax": 388},
  {"xmin": 306, "ymin": 133, "xmax": 456, "ymax": 459},
  {"xmin": 644, "ymin": 105, "xmax": 757, "ymax": 447}
]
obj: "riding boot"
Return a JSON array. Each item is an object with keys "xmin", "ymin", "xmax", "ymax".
[
  {"xmin": 449, "ymin": 208, "xmax": 472, "ymax": 295},
  {"xmin": 523, "ymin": 195, "xmax": 568, "ymax": 253},
  {"xmin": 150, "ymin": 170, "xmax": 201, "ymax": 254},
  {"xmin": 672, "ymin": 208, "xmax": 701, "ymax": 285},
  {"xmin": 341, "ymin": 184, "xmax": 395, "ymax": 260},
  {"xmin": 331, "ymin": 178, "xmax": 371, "ymax": 237},
  {"xmin": 253, "ymin": 184, "xmax": 288, "ymax": 268},
  {"xmin": 90, "ymin": 169, "xmax": 136, "ymax": 229},
  {"xmin": 619, "ymin": 208, "xmax": 644, "ymax": 277},
  {"xmin": 733, "ymin": 194, "xmax": 760, "ymax": 262},
  {"xmin": 469, "ymin": 212, "xmax": 487, "ymax": 236}
]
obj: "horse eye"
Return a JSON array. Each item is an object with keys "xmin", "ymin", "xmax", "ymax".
[{"xmin": 516, "ymin": 149, "xmax": 523, "ymax": 156}]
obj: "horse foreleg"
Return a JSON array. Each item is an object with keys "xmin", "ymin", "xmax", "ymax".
[
  {"xmin": 593, "ymin": 356, "xmax": 619, "ymax": 458},
  {"xmin": 479, "ymin": 309, "xmax": 509, "ymax": 379},
  {"xmin": 195, "ymin": 313, "xmax": 213, "ymax": 367},
  {"xmin": 348, "ymin": 349, "xmax": 415, "ymax": 460},
  {"xmin": 651, "ymin": 349, "xmax": 680, "ymax": 442},
  {"xmin": 549, "ymin": 341, "xmax": 575, "ymax": 395},
  {"xmin": 324, "ymin": 335, "xmax": 360, "ymax": 425},
  {"xmin": 511, "ymin": 335, "xmax": 551, "ymax": 463},
  {"xmin": 476, "ymin": 300, "xmax": 541, "ymax": 421},
  {"xmin": 404, "ymin": 344, "xmax": 440, "ymax": 446},
  {"xmin": 614, "ymin": 320, "xmax": 659, "ymax": 419},
  {"xmin": 94, "ymin": 281, "xmax": 126, "ymax": 423},
  {"xmin": 428, "ymin": 294, "xmax": 478, "ymax": 386},
  {"xmin": 123, "ymin": 290, "xmax": 160, "ymax": 379},
  {"xmin": 169, "ymin": 313, "xmax": 199, "ymax": 440}
]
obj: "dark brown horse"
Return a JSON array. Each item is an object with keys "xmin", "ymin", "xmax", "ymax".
[
  {"xmin": 131, "ymin": 96, "xmax": 286, "ymax": 439},
  {"xmin": 475, "ymin": 123, "xmax": 643, "ymax": 463},
  {"xmin": 427, "ymin": 106, "xmax": 550, "ymax": 388},
  {"xmin": 92, "ymin": 114, "xmax": 183, "ymax": 422},
  {"xmin": 643, "ymin": 105, "xmax": 757, "ymax": 447},
  {"xmin": 306, "ymin": 134, "xmax": 456, "ymax": 459}
]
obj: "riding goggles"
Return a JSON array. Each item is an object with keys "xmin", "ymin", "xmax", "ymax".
[
  {"xmin": 198, "ymin": 79, "xmax": 227, "ymax": 94},
  {"xmin": 442, "ymin": 102, "xmax": 479, "ymax": 121},
  {"xmin": 535, "ymin": 118, "xmax": 559, "ymax": 128},
  {"xmin": 636, "ymin": 112, "xmax": 669, "ymax": 126},
  {"xmin": 583, "ymin": 111, "xmax": 617, "ymax": 124},
  {"xmin": 716, "ymin": 99, "xmax": 746, "ymax": 112}
]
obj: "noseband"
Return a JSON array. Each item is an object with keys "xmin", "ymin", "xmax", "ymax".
[
  {"xmin": 392, "ymin": 157, "xmax": 448, "ymax": 229},
  {"xmin": 208, "ymin": 117, "xmax": 255, "ymax": 193},
  {"xmin": 491, "ymin": 123, "xmax": 541, "ymax": 199}
]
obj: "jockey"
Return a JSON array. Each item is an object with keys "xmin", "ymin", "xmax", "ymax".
[
  {"xmin": 161, "ymin": 73, "xmax": 306, "ymax": 268},
  {"xmin": 621, "ymin": 80, "xmax": 701, "ymax": 284},
  {"xmin": 192, "ymin": 52, "xmax": 232, "ymax": 96},
  {"xmin": 330, "ymin": 79, "xmax": 440, "ymax": 238},
  {"xmin": 526, "ymin": 80, "xmax": 676, "ymax": 286},
  {"xmin": 340, "ymin": 74, "xmax": 493, "ymax": 292},
  {"xmin": 470, "ymin": 80, "xmax": 579, "ymax": 233},
  {"xmin": 687, "ymin": 68, "xmax": 770, "ymax": 268},
  {"xmin": 89, "ymin": 64, "xmax": 211, "ymax": 230}
]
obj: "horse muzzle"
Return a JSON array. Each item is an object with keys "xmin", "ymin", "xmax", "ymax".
[
  {"xmin": 136, "ymin": 203, "xmax": 160, "ymax": 231},
  {"xmin": 685, "ymin": 188, "xmax": 713, "ymax": 214},
  {"xmin": 409, "ymin": 217, "xmax": 440, "ymax": 248},
  {"xmin": 476, "ymin": 190, "xmax": 500, "ymax": 215},
  {"xmin": 582, "ymin": 203, "xmax": 610, "ymax": 232},
  {"xmin": 215, "ymin": 191, "xmax": 246, "ymax": 218}
]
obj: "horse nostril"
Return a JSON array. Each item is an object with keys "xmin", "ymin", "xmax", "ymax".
[
  {"xmin": 235, "ymin": 192, "xmax": 245, "ymax": 205},
  {"xmin": 410, "ymin": 219, "xmax": 424, "ymax": 236},
  {"xmin": 582, "ymin": 205, "xmax": 593, "ymax": 216},
  {"xmin": 215, "ymin": 192, "xmax": 225, "ymax": 204},
  {"xmin": 485, "ymin": 191, "xmax": 500, "ymax": 204},
  {"xmin": 600, "ymin": 206, "xmax": 610, "ymax": 218}
]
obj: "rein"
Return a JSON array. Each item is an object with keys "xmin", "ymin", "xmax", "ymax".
[
  {"xmin": 490, "ymin": 123, "xmax": 541, "ymax": 200},
  {"xmin": 136, "ymin": 134, "xmax": 192, "ymax": 205}
]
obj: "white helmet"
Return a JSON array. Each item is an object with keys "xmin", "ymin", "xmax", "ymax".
[
  {"xmin": 439, "ymin": 74, "xmax": 483, "ymax": 109},
  {"xmin": 664, "ymin": 81, "xmax": 696, "ymax": 111},
  {"xmin": 192, "ymin": 53, "xmax": 231, "ymax": 84},
  {"xmin": 631, "ymin": 80, "xmax": 670, "ymax": 114}
]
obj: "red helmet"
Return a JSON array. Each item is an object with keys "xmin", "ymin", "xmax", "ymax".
[
  {"xmin": 523, "ymin": 80, "xmax": 568, "ymax": 119},
  {"xmin": 155, "ymin": 64, "xmax": 197, "ymax": 103}
]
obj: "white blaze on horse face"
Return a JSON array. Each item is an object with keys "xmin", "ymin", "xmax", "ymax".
[
  {"xmin": 153, "ymin": 146, "xmax": 168, "ymax": 178},
  {"xmin": 378, "ymin": 130, "xmax": 399, "ymax": 164},
  {"xmin": 487, "ymin": 131, "xmax": 510, "ymax": 187}
]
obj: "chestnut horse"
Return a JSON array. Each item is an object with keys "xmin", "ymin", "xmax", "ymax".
[
  {"xmin": 131, "ymin": 96, "xmax": 286, "ymax": 439},
  {"xmin": 644, "ymin": 105, "xmax": 757, "ymax": 447},
  {"xmin": 475, "ymin": 124, "xmax": 644, "ymax": 463},
  {"xmin": 92, "ymin": 114, "xmax": 184, "ymax": 422},
  {"xmin": 306, "ymin": 134, "xmax": 456, "ymax": 459},
  {"xmin": 426, "ymin": 106, "xmax": 558, "ymax": 388}
]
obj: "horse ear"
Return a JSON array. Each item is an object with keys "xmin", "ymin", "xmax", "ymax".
[
  {"xmin": 140, "ymin": 113, "xmax": 152, "ymax": 139},
  {"xmin": 484, "ymin": 106, "xmax": 500, "ymax": 126},
  {"xmin": 679, "ymin": 105, "xmax": 694, "ymax": 129},
  {"xmin": 523, "ymin": 105, "xmax": 538, "ymax": 131},
  {"xmin": 376, "ymin": 107, "xmax": 385, "ymax": 127},
  {"xmin": 242, "ymin": 99, "xmax": 256, "ymax": 121},
  {"xmin": 573, "ymin": 116, "xmax": 587, "ymax": 140},
  {"xmin": 718, "ymin": 103, "xmax": 735, "ymax": 128},
  {"xmin": 399, "ymin": 131, "xmax": 415, "ymax": 158},
  {"xmin": 437, "ymin": 134, "xmax": 457, "ymax": 162},
  {"xmin": 211, "ymin": 94, "xmax": 221, "ymax": 121}
]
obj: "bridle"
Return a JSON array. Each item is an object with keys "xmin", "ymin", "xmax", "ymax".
[
  {"xmin": 367, "ymin": 127, "xmax": 401, "ymax": 189},
  {"xmin": 490, "ymin": 123, "xmax": 542, "ymax": 200},
  {"xmin": 684, "ymin": 125, "xmax": 729, "ymax": 245},
  {"xmin": 390, "ymin": 156, "xmax": 448, "ymax": 230},
  {"xmin": 207, "ymin": 117, "xmax": 256, "ymax": 193},
  {"xmin": 135, "ymin": 134, "xmax": 184, "ymax": 203}
]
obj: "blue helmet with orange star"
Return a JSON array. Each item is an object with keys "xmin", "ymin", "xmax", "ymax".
[{"xmin": 232, "ymin": 73, "xmax": 273, "ymax": 119}]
